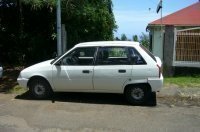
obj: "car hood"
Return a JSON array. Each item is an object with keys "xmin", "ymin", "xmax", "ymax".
[{"xmin": 22, "ymin": 59, "xmax": 53, "ymax": 73}]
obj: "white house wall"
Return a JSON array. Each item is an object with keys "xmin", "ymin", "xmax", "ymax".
[{"xmin": 152, "ymin": 27, "xmax": 164, "ymax": 61}]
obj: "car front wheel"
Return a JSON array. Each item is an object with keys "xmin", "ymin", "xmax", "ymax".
[{"xmin": 29, "ymin": 78, "xmax": 52, "ymax": 99}]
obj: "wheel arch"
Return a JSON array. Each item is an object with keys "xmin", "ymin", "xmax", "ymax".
[
  {"xmin": 27, "ymin": 76, "xmax": 53, "ymax": 92},
  {"xmin": 123, "ymin": 83, "xmax": 152, "ymax": 94}
]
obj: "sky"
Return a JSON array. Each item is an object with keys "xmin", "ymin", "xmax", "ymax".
[{"xmin": 113, "ymin": 0, "xmax": 198, "ymax": 39}]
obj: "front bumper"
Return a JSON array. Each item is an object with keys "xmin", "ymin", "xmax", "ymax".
[
  {"xmin": 17, "ymin": 77, "xmax": 29, "ymax": 89},
  {"xmin": 148, "ymin": 74, "xmax": 164, "ymax": 92}
]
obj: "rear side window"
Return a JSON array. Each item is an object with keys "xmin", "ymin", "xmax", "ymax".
[
  {"xmin": 140, "ymin": 45, "xmax": 157, "ymax": 62},
  {"xmin": 96, "ymin": 46, "xmax": 147, "ymax": 65},
  {"xmin": 96, "ymin": 47, "xmax": 131, "ymax": 65},
  {"xmin": 128, "ymin": 47, "xmax": 146, "ymax": 65}
]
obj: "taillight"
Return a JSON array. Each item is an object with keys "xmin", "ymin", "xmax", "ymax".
[{"xmin": 157, "ymin": 64, "xmax": 161, "ymax": 78}]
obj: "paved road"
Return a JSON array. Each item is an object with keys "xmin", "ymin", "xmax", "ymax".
[{"xmin": 0, "ymin": 92, "xmax": 200, "ymax": 132}]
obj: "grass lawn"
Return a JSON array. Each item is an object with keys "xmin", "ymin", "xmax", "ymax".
[{"xmin": 164, "ymin": 76, "xmax": 200, "ymax": 88}]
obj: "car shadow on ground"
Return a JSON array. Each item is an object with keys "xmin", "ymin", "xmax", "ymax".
[
  {"xmin": 15, "ymin": 91, "xmax": 156, "ymax": 106},
  {"xmin": 15, "ymin": 91, "xmax": 132, "ymax": 106}
]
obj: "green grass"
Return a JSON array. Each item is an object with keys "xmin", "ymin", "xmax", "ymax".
[
  {"xmin": 7, "ymin": 85, "xmax": 27, "ymax": 94},
  {"xmin": 164, "ymin": 76, "xmax": 200, "ymax": 88}
]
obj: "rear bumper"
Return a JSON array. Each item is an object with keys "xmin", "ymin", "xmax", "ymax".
[
  {"xmin": 17, "ymin": 77, "xmax": 29, "ymax": 89},
  {"xmin": 148, "ymin": 75, "xmax": 163, "ymax": 92}
]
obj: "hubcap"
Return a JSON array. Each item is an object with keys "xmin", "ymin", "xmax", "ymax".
[
  {"xmin": 131, "ymin": 88, "xmax": 144, "ymax": 100},
  {"xmin": 34, "ymin": 84, "xmax": 45, "ymax": 95}
]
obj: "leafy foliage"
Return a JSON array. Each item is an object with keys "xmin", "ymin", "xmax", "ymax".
[
  {"xmin": 21, "ymin": 0, "xmax": 56, "ymax": 9},
  {"xmin": 0, "ymin": 0, "xmax": 116, "ymax": 65},
  {"xmin": 139, "ymin": 33, "xmax": 149, "ymax": 49},
  {"xmin": 121, "ymin": 33, "xmax": 127, "ymax": 41},
  {"xmin": 62, "ymin": 0, "xmax": 116, "ymax": 48},
  {"xmin": 132, "ymin": 35, "xmax": 138, "ymax": 42}
]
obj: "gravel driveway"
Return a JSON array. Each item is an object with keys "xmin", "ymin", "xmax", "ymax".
[{"xmin": 0, "ymin": 91, "xmax": 200, "ymax": 132}]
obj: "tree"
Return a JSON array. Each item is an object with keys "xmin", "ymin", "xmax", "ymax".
[
  {"xmin": 0, "ymin": 0, "xmax": 117, "ymax": 64},
  {"xmin": 121, "ymin": 34, "xmax": 127, "ymax": 41},
  {"xmin": 139, "ymin": 33, "xmax": 149, "ymax": 49},
  {"xmin": 62, "ymin": 0, "xmax": 117, "ymax": 48},
  {"xmin": 115, "ymin": 37, "xmax": 120, "ymax": 40},
  {"xmin": 132, "ymin": 35, "xmax": 138, "ymax": 42}
]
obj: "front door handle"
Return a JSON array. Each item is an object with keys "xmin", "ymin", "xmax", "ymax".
[
  {"xmin": 82, "ymin": 70, "xmax": 90, "ymax": 73},
  {"xmin": 118, "ymin": 69, "xmax": 126, "ymax": 73}
]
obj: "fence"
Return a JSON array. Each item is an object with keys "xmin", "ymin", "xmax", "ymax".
[{"xmin": 173, "ymin": 27, "xmax": 200, "ymax": 67}]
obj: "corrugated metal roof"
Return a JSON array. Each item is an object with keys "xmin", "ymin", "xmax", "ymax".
[{"xmin": 149, "ymin": 2, "xmax": 200, "ymax": 26}]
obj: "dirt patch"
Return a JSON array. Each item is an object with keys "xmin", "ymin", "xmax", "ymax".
[
  {"xmin": 157, "ymin": 85, "xmax": 200, "ymax": 106},
  {"xmin": 0, "ymin": 66, "xmax": 24, "ymax": 92},
  {"xmin": 158, "ymin": 96, "xmax": 200, "ymax": 107}
]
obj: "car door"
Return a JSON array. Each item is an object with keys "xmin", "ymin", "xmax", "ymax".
[
  {"xmin": 93, "ymin": 46, "xmax": 133, "ymax": 92},
  {"xmin": 52, "ymin": 47, "xmax": 96, "ymax": 91}
]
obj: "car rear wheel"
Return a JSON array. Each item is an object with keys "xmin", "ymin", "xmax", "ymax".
[
  {"xmin": 29, "ymin": 78, "xmax": 52, "ymax": 99},
  {"xmin": 125, "ymin": 84, "xmax": 149, "ymax": 105}
]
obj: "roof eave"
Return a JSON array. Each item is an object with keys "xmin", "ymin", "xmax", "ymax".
[{"xmin": 148, "ymin": 24, "xmax": 200, "ymax": 27}]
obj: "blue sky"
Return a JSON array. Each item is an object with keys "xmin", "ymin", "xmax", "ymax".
[{"xmin": 113, "ymin": 0, "xmax": 198, "ymax": 39}]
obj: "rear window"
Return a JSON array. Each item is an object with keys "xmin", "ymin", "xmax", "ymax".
[{"xmin": 140, "ymin": 45, "xmax": 157, "ymax": 62}]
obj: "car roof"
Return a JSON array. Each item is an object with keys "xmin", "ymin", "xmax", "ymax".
[{"xmin": 75, "ymin": 41, "xmax": 140, "ymax": 47}]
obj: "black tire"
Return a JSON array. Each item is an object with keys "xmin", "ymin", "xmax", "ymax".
[
  {"xmin": 125, "ymin": 84, "xmax": 150, "ymax": 105},
  {"xmin": 29, "ymin": 78, "xmax": 53, "ymax": 99},
  {"xmin": 147, "ymin": 92, "xmax": 157, "ymax": 106}
]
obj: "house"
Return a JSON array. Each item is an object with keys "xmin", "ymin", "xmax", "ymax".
[{"xmin": 147, "ymin": 2, "xmax": 200, "ymax": 76}]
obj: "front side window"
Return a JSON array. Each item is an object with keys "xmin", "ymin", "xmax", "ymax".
[
  {"xmin": 96, "ymin": 47, "xmax": 131, "ymax": 65},
  {"xmin": 61, "ymin": 47, "xmax": 96, "ymax": 65}
]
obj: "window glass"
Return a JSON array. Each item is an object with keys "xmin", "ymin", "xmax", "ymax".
[
  {"xmin": 61, "ymin": 47, "xmax": 96, "ymax": 65},
  {"xmin": 140, "ymin": 45, "xmax": 156, "ymax": 62},
  {"xmin": 128, "ymin": 47, "xmax": 146, "ymax": 65},
  {"xmin": 97, "ymin": 47, "xmax": 131, "ymax": 65}
]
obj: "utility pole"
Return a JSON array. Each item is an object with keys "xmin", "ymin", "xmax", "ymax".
[
  {"xmin": 156, "ymin": 0, "xmax": 163, "ymax": 60},
  {"xmin": 156, "ymin": 0, "xmax": 163, "ymax": 36},
  {"xmin": 160, "ymin": 0, "xmax": 163, "ymax": 61},
  {"xmin": 56, "ymin": 0, "xmax": 62, "ymax": 56},
  {"xmin": 160, "ymin": 0, "xmax": 163, "ymax": 38}
]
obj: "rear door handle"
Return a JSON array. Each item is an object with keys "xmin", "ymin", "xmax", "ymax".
[
  {"xmin": 82, "ymin": 70, "xmax": 90, "ymax": 73},
  {"xmin": 118, "ymin": 69, "xmax": 126, "ymax": 73}
]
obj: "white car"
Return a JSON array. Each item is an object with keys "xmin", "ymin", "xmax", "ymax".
[{"xmin": 17, "ymin": 41, "xmax": 163, "ymax": 105}]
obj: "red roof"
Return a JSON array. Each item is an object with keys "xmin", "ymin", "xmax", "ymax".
[{"xmin": 149, "ymin": 2, "xmax": 200, "ymax": 26}]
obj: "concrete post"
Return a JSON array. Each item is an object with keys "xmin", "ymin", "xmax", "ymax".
[
  {"xmin": 61, "ymin": 24, "xmax": 67, "ymax": 54},
  {"xmin": 163, "ymin": 25, "xmax": 175, "ymax": 76},
  {"xmin": 56, "ymin": 0, "xmax": 62, "ymax": 56}
]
